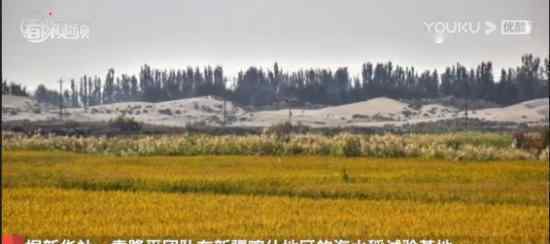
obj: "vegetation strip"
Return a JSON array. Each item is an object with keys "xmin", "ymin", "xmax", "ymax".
[{"xmin": 3, "ymin": 131, "xmax": 549, "ymax": 160}]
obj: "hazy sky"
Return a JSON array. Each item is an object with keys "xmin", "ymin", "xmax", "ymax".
[{"xmin": 2, "ymin": 0, "xmax": 549, "ymax": 90}]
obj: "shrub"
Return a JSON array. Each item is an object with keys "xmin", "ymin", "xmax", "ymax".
[
  {"xmin": 539, "ymin": 148, "xmax": 549, "ymax": 161},
  {"xmin": 513, "ymin": 131, "xmax": 546, "ymax": 156},
  {"xmin": 512, "ymin": 132, "xmax": 527, "ymax": 149},
  {"xmin": 9, "ymin": 110, "xmax": 18, "ymax": 116},
  {"xmin": 185, "ymin": 121, "xmax": 208, "ymax": 131},
  {"xmin": 341, "ymin": 168, "xmax": 351, "ymax": 183},
  {"xmin": 293, "ymin": 122, "xmax": 310, "ymax": 134},
  {"xmin": 401, "ymin": 110, "xmax": 414, "ymax": 118},
  {"xmin": 264, "ymin": 122, "xmax": 293, "ymax": 141},
  {"xmin": 544, "ymin": 128, "xmax": 550, "ymax": 147},
  {"xmin": 352, "ymin": 114, "xmax": 369, "ymax": 120},
  {"xmin": 1, "ymin": 132, "xmax": 542, "ymax": 161},
  {"xmin": 446, "ymin": 139, "xmax": 463, "ymax": 150},
  {"xmin": 64, "ymin": 120, "xmax": 80, "ymax": 128},
  {"xmin": 158, "ymin": 108, "xmax": 172, "ymax": 115},
  {"xmin": 333, "ymin": 134, "xmax": 361, "ymax": 157},
  {"xmin": 109, "ymin": 115, "xmax": 142, "ymax": 132},
  {"xmin": 408, "ymin": 102, "xmax": 422, "ymax": 110}
]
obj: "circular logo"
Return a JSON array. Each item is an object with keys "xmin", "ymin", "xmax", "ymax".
[{"xmin": 20, "ymin": 18, "xmax": 50, "ymax": 43}]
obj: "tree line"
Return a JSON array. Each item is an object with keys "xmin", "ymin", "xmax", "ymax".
[
  {"xmin": 1, "ymin": 82, "xmax": 29, "ymax": 97},
  {"xmin": 2, "ymin": 54, "xmax": 548, "ymax": 108}
]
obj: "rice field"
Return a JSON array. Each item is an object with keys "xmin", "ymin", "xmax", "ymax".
[{"xmin": 2, "ymin": 150, "xmax": 549, "ymax": 243}]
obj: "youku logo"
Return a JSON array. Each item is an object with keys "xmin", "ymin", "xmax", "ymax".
[
  {"xmin": 424, "ymin": 19, "xmax": 532, "ymax": 44},
  {"xmin": 20, "ymin": 18, "xmax": 90, "ymax": 43}
]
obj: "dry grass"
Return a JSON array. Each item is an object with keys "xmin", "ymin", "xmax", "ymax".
[{"xmin": 2, "ymin": 132, "xmax": 544, "ymax": 161}]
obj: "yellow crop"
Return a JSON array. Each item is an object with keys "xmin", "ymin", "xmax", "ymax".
[{"xmin": 2, "ymin": 151, "xmax": 549, "ymax": 243}]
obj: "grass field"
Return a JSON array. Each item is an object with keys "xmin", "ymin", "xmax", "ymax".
[{"xmin": 2, "ymin": 150, "xmax": 549, "ymax": 243}]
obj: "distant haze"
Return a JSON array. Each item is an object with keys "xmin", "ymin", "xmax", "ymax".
[{"xmin": 2, "ymin": 0, "xmax": 549, "ymax": 90}]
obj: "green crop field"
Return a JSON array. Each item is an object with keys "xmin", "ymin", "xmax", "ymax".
[{"xmin": 2, "ymin": 150, "xmax": 549, "ymax": 243}]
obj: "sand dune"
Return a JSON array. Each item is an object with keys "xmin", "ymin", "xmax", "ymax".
[
  {"xmin": 471, "ymin": 98, "xmax": 549, "ymax": 124},
  {"xmin": 2, "ymin": 95, "xmax": 37, "ymax": 111},
  {"xmin": 2, "ymin": 95, "xmax": 548, "ymax": 128}
]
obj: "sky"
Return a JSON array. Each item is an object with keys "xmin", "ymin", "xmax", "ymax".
[{"xmin": 2, "ymin": 0, "xmax": 549, "ymax": 90}]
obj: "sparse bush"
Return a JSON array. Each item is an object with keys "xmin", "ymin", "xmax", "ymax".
[
  {"xmin": 185, "ymin": 120, "xmax": 208, "ymax": 130},
  {"xmin": 513, "ymin": 132, "xmax": 546, "ymax": 156},
  {"xmin": 207, "ymin": 116, "xmax": 223, "ymax": 125},
  {"xmin": 4, "ymin": 107, "xmax": 20, "ymax": 115},
  {"xmin": 1, "ymin": 132, "xmax": 543, "ymax": 161},
  {"xmin": 408, "ymin": 102, "xmax": 422, "ymax": 110},
  {"xmin": 341, "ymin": 168, "xmax": 351, "ymax": 183},
  {"xmin": 264, "ymin": 122, "xmax": 293, "ymax": 141},
  {"xmin": 158, "ymin": 108, "xmax": 172, "ymax": 115},
  {"xmin": 200, "ymin": 105, "xmax": 215, "ymax": 113},
  {"xmin": 108, "ymin": 115, "xmax": 142, "ymax": 132},
  {"xmin": 446, "ymin": 139, "xmax": 463, "ymax": 150},
  {"xmin": 337, "ymin": 134, "xmax": 361, "ymax": 157},
  {"xmin": 64, "ymin": 120, "xmax": 80, "ymax": 129},
  {"xmin": 401, "ymin": 110, "xmax": 413, "ymax": 118},
  {"xmin": 371, "ymin": 113, "xmax": 394, "ymax": 121},
  {"xmin": 539, "ymin": 148, "xmax": 549, "ymax": 161},
  {"xmin": 544, "ymin": 128, "xmax": 550, "ymax": 147},
  {"xmin": 352, "ymin": 114, "xmax": 369, "ymax": 120}
]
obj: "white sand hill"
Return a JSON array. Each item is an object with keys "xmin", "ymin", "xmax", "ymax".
[{"xmin": 2, "ymin": 95, "xmax": 548, "ymax": 128}]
